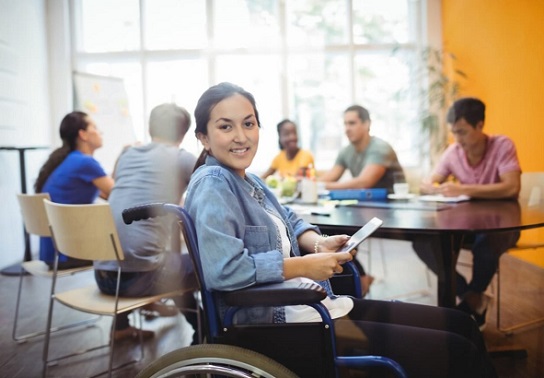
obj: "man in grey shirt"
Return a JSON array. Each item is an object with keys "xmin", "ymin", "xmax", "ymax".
[
  {"xmin": 94, "ymin": 103, "xmax": 198, "ymax": 343},
  {"xmin": 319, "ymin": 105, "xmax": 404, "ymax": 192}
]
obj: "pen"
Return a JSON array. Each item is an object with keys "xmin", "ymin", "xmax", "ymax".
[{"xmin": 311, "ymin": 211, "xmax": 331, "ymax": 216}]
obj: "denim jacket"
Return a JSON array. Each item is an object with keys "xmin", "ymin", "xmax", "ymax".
[{"xmin": 185, "ymin": 156, "xmax": 319, "ymax": 324}]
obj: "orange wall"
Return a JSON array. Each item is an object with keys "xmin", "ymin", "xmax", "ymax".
[{"xmin": 442, "ymin": 0, "xmax": 544, "ymax": 172}]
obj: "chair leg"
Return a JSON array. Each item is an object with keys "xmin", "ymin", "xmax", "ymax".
[
  {"xmin": 108, "ymin": 313, "xmax": 117, "ymax": 378},
  {"xmin": 46, "ymin": 312, "xmax": 141, "ymax": 378},
  {"xmin": 130, "ymin": 309, "xmax": 147, "ymax": 362},
  {"xmin": 12, "ymin": 264, "xmax": 26, "ymax": 342},
  {"xmin": 13, "ymin": 271, "xmax": 100, "ymax": 343},
  {"xmin": 186, "ymin": 291, "xmax": 204, "ymax": 344},
  {"xmin": 196, "ymin": 304, "xmax": 203, "ymax": 344},
  {"xmin": 102, "ymin": 309, "xmax": 141, "ymax": 377},
  {"xmin": 42, "ymin": 286, "xmax": 57, "ymax": 377},
  {"xmin": 42, "ymin": 264, "xmax": 110, "ymax": 376},
  {"xmin": 137, "ymin": 310, "xmax": 146, "ymax": 360},
  {"xmin": 96, "ymin": 312, "xmax": 143, "ymax": 378},
  {"xmin": 181, "ymin": 300, "xmax": 203, "ymax": 344}
]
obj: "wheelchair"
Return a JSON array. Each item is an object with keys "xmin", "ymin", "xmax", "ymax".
[{"xmin": 123, "ymin": 203, "xmax": 407, "ymax": 378}]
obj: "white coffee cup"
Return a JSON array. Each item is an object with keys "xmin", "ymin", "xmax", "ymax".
[
  {"xmin": 300, "ymin": 178, "xmax": 318, "ymax": 203},
  {"xmin": 393, "ymin": 183, "xmax": 410, "ymax": 196}
]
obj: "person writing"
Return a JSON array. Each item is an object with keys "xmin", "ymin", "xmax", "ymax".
[
  {"xmin": 413, "ymin": 97, "xmax": 521, "ymax": 330},
  {"xmin": 261, "ymin": 119, "xmax": 314, "ymax": 179},
  {"xmin": 318, "ymin": 105, "xmax": 404, "ymax": 192},
  {"xmin": 94, "ymin": 103, "xmax": 199, "ymax": 342},
  {"xmin": 184, "ymin": 82, "xmax": 496, "ymax": 377},
  {"xmin": 34, "ymin": 111, "xmax": 114, "ymax": 270}
]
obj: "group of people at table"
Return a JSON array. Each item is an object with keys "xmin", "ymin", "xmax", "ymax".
[{"xmin": 33, "ymin": 81, "xmax": 521, "ymax": 376}]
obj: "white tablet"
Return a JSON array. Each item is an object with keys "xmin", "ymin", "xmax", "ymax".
[{"xmin": 336, "ymin": 217, "xmax": 383, "ymax": 252}]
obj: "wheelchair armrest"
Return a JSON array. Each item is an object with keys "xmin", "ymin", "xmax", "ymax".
[
  {"xmin": 122, "ymin": 202, "xmax": 166, "ymax": 224},
  {"xmin": 223, "ymin": 281, "xmax": 326, "ymax": 307}
]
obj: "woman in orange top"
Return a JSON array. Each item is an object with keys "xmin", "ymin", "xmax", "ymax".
[{"xmin": 261, "ymin": 119, "xmax": 314, "ymax": 179}]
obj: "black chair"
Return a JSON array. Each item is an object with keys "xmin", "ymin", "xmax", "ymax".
[{"xmin": 124, "ymin": 203, "xmax": 407, "ymax": 378}]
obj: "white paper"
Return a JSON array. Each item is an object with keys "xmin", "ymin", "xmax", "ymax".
[{"xmin": 418, "ymin": 194, "xmax": 470, "ymax": 203}]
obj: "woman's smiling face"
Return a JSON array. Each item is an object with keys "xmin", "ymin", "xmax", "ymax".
[{"xmin": 198, "ymin": 93, "xmax": 259, "ymax": 177}]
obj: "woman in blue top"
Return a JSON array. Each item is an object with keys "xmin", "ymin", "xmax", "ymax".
[
  {"xmin": 184, "ymin": 82, "xmax": 496, "ymax": 377},
  {"xmin": 35, "ymin": 111, "xmax": 114, "ymax": 269}
]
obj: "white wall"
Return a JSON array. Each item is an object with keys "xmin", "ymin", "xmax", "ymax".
[{"xmin": 0, "ymin": 0, "xmax": 53, "ymax": 269}]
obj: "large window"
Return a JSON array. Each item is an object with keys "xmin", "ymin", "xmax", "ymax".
[{"xmin": 71, "ymin": 0, "xmax": 427, "ymax": 174}]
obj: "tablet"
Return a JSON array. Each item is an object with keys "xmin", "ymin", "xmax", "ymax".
[{"xmin": 336, "ymin": 217, "xmax": 383, "ymax": 252}]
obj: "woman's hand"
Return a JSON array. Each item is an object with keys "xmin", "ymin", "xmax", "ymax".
[
  {"xmin": 284, "ymin": 252, "xmax": 353, "ymax": 281},
  {"xmin": 93, "ymin": 176, "xmax": 114, "ymax": 200},
  {"xmin": 318, "ymin": 235, "xmax": 351, "ymax": 253},
  {"xmin": 302, "ymin": 252, "xmax": 353, "ymax": 280},
  {"xmin": 298, "ymin": 231, "xmax": 351, "ymax": 255}
]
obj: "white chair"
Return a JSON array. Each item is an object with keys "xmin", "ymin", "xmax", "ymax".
[
  {"xmin": 496, "ymin": 172, "xmax": 544, "ymax": 333},
  {"xmin": 42, "ymin": 199, "xmax": 189, "ymax": 378},
  {"xmin": 13, "ymin": 193, "xmax": 97, "ymax": 342}
]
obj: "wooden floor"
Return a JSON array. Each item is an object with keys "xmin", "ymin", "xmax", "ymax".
[{"xmin": 1, "ymin": 239, "xmax": 543, "ymax": 377}]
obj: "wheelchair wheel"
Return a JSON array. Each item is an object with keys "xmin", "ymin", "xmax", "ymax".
[{"xmin": 136, "ymin": 344, "xmax": 299, "ymax": 378}]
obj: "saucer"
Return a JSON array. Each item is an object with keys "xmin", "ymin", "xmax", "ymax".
[{"xmin": 388, "ymin": 193, "xmax": 416, "ymax": 200}]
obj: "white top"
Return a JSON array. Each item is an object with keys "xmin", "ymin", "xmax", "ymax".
[{"xmin": 268, "ymin": 212, "xmax": 354, "ymax": 322}]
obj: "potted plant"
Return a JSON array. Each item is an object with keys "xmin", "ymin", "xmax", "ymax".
[{"xmin": 418, "ymin": 46, "xmax": 468, "ymax": 168}]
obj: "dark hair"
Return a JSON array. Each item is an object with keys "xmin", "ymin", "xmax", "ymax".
[
  {"xmin": 276, "ymin": 119, "xmax": 296, "ymax": 150},
  {"xmin": 193, "ymin": 82, "xmax": 260, "ymax": 171},
  {"xmin": 149, "ymin": 103, "xmax": 191, "ymax": 142},
  {"xmin": 446, "ymin": 97, "xmax": 485, "ymax": 128},
  {"xmin": 34, "ymin": 111, "xmax": 89, "ymax": 193},
  {"xmin": 344, "ymin": 105, "xmax": 370, "ymax": 122}
]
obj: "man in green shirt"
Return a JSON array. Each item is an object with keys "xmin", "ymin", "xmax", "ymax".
[{"xmin": 319, "ymin": 105, "xmax": 404, "ymax": 192}]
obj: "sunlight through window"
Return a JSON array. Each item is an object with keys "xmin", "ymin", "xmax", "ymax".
[{"xmin": 73, "ymin": 0, "xmax": 425, "ymax": 174}]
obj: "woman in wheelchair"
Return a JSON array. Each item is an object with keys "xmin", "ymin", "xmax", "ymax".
[{"xmin": 184, "ymin": 82, "xmax": 496, "ymax": 377}]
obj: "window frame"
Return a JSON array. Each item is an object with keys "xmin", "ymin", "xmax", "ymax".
[{"xmin": 56, "ymin": 0, "xmax": 441, "ymax": 174}]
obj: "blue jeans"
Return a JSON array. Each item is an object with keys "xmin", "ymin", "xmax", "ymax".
[{"xmin": 412, "ymin": 231, "xmax": 520, "ymax": 297}]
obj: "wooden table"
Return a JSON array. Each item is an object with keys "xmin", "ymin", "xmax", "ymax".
[{"xmin": 298, "ymin": 199, "xmax": 544, "ymax": 308}]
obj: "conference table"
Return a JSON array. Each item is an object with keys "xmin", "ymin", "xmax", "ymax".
[{"xmin": 296, "ymin": 198, "xmax": 544, "ymax": 308}]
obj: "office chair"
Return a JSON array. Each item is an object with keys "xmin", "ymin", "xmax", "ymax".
[
  {"xmin": 13, "ymin": 193, "xmax": 97, "ymax": 342},
  {"xmin": 124, "ymin": 203, "xmax": 407, "ymax": 378},
  {"xmin": 42, "ymin": 199, "xmax": 190, "ymax": 378}
]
